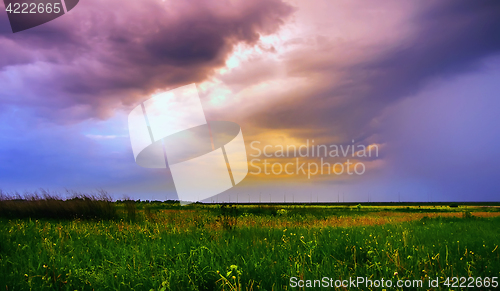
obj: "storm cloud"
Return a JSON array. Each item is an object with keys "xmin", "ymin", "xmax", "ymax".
[{"xmin": 0, "ymin": 0, "xmax": 294, "ymax": 121}]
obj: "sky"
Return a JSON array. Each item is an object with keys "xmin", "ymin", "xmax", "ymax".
[{"xmin": 0, "ymin": 0, "xmax": 499, "ymax": 202}]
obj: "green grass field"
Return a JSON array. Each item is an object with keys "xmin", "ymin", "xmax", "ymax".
[{"xmin": 1, "ymin": 203, "xmax": 499, "ymax": 290}]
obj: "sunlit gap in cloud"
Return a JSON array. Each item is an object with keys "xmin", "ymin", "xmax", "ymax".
[{"xmin": 197, "ymin": 22, "xmax": 296, "ymax": 110}]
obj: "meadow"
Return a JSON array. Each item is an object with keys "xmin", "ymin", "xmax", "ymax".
[{"xmin": 0, "ymin": 196, "xmax": 499, "ymax": 290}]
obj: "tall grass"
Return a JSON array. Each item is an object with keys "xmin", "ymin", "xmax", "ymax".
[
  {"xmin": 0, "ymin": 205, "xmax": 499, "ymax": 290},
  {"xmin": 0, "ymin": 189, "xmax": 117, "ymax": 220},
  {"xmin": 125, "ymin": 199, "xmax": 137, "ymax": 222}
]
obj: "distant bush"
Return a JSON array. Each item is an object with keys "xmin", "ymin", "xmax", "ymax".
[
  {"xmin": 449, "ymin": 203, "xmax": 459, "ymax": 208},
  {"xmin": 0, "ymin": 189, "xmax": 117, "ymax": 220},
  {"xmin": 246, "ymin": 206, "xmax": 278, "ymax": 216}
]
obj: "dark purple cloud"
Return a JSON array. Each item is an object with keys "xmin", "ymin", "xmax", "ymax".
[{"xmin": 0, "ymin": 0, "xmax": 294, "ymax": 120}]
